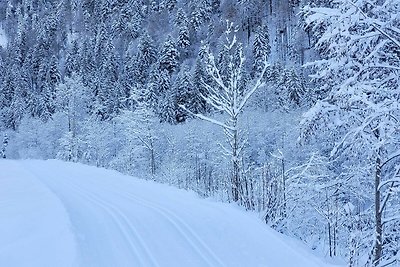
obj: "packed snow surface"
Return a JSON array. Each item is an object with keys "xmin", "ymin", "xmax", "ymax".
[{"xmin": 0, "ymin": 160, "xmax": 340, "ymax": 267}]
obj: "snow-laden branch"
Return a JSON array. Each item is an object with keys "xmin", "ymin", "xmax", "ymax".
[
  {"xmin": 236, "ymin": 62, "xmax": 269, "ymax": 113},
  {"xmin": 347, "ymin": 0, "xmax": 400, "ymax": 49},
  {"xmin": 188, "ymin": 32, "xmax": 268, "ymax": 132},
  {"xmin": 368, "ymin": 65, "xmax": 400, "ymax": 71},
  {"xmin": 179, "ymin": 105, "xmax": 234, "ymax": 131},
  {"xmin": 382, "ymin": 215, "xmax": 400, "ymax": 225},
  {"xmin": 380, "ymin": 152, "xmax": 400, "ymax": 169}
]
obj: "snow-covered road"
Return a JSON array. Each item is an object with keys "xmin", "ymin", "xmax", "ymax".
[{"xmin": 0, "ymin": 160, "xmax": 339, "ymax": 267}]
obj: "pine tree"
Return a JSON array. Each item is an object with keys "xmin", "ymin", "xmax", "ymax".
[
  {"xmin": 176, "ymin": 11, "xmax": 190, "ymax": 54},
  {"xmin": 175, "ymin": 8, "xmax": 186, "ymax": 27},
  {"xmin": 64, "ymin": 40, "xmax": 80, "ymax": 77},
  {"xmin": 161, "ymin": 0, "xmax": 177, "ymax": 12},
  {"xmin": 14, "ymin": 8, "xmax": 28, "ymax": 67},
  {"xmin": 112, "ymin": 0, "xmax": 143, "ymax": 41},
  {"xmin": 191, "ymin": 50, "xmax": 210, "ymax": 114},
  {"xmin": 174, "ymin": 65, "xmax": 192, "ymax": 122},
  {"xmin": 41, "ymin": 55, "xmax": 60, "ymax": 120},
  {"xmin": 252, "ymin": 24, "xmax": 270, "ymax": 76},
  {"xmin": 146, "ymin": 67, "xmax": 161, "ymax": 112},
  {"xmin": 48, "ymin": 55, "xmax": 61, "ymax": 87},
  {"xmin": 156, "ymin": 69, "xmax": 176, "ymax": 123},
  {"xmin": 0, "ymin": 58, "xmax": 13, "ymax": 129},
  {"xmin": 276, "ymin": 68, "xmax": 305, "ymax": 109},
  {"xmin": 79, "ymin": 38, "xmax": 96, "ymax": 87},
  {"xmin": 134, "ymin": 32, "xmax": 157, "ymax": 84},
  {"xmin": 160, "ymin": 86, "xmax": 177, "ymax": 124},
  {"xmin": 159, "ymin": 35, "xmax": 179, "ymax": 74},
  {"xmin": 7, "ymin": 59, "xmax": 29, "ymax": 129},
  {"xmin": 190, "ymin": 0, "xmax": 212, "ymax": 32},
  {"xmin": 285, "ymin": 68, "xmax": 305, "ymax": 106}
]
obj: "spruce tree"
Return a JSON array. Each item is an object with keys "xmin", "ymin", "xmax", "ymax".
[
  {"xmin": 159, "ymin": 35, "xmax": 179, "ymax": 75},
  {"xmin": 176, "ymin": 12, "xmax": 190, "ymax": 54},
  {"xmin": 191, "ymin": 52, "xmax": 209, "ymax": 114},
  {"xmin": 134, "ymin": 32, "xmax": 157, "ymax": 84},
  {"xmin": 157, "ymin": 69, "xmax": 174, "ymax": 122},
  {"xmin": 252, "ymin": 24, "xmax": 270, "ymax": 76},
  {"xmin": 65, "ymin": 40, "xmax": 80, "ymax": 78},
  {"xmin": 174, "ymin": 65, "xmax": 192, "ymax": 122}
]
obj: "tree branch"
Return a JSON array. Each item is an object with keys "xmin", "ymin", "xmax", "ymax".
[
  {"xmin": 348, "ymin": 0, "xmax": 400, "ymax": 49},
  {"xmin": 179, "ymin": 105, "xmax": 234, "ymax": 131}
]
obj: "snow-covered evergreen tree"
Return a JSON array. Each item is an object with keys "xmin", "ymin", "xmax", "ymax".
[
  {"xmin": 252, "ymin": 24, "xmax": 270, "ymax": 76},
  {"xmin": 134, "ymin": 31, "xmax": 158, "ymax": 85},
  {"xmin": 173, "ymin": 65, "xmax": 192, "ymax": 122},
  {"xmin": 276, "ymin": 68, "xmax": 305, "ymax": 109},
  {"xmin": 159, "ymin": 35, "xmax": 179, "ymax": 75}
]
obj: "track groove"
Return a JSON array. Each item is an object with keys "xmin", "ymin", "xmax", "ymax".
[
  {"xmin": 118, "ymin": 191, "xmax": 226, "ymax": 267},
  {"xmin": 62, "ymin": 180, "xmax": 161, "ymax": 267},
  {"xmin": 24, "ymin": 165, "xmax": 160, "ymax": 267}
]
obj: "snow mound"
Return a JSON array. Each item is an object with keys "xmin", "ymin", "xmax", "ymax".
[{"xmin": 0, "ymin": 160, "xmax": 342, "ymax": 267}]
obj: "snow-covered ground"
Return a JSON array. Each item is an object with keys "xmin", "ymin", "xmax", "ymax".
[
  {"xmin": 0, "ymin": 26, "xmax": 7, "ymax": 48},
  {"xmin": 0, "ymin": 160, "xmax": 342, "ymax": 267}
]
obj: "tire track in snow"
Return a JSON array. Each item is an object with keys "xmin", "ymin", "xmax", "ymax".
[
  {"xmin": 105, "ymin": 188, "xmax": 226, "ymax": 267},
  {"xmin": 24, "ymin": 164, "xmax": 160, "ymax": 267},
  {"xmin": 96, "ymin": 182, "xmax": 225, "ymax": 267},
  {"xmin": 58, "ymin": 178, "xmax": 161, "ymax": 267},
  {"xmin": 46, "ymin": 162, "xmax": 225, "ymax": 267},
  {"xmin": 59, "ymin": 166, "xmax": 225, "ymax": 267}
]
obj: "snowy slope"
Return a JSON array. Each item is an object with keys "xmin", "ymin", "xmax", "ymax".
[{"xmin": 0, "ymin": 160, "xmax": 340, "ymax": 267}]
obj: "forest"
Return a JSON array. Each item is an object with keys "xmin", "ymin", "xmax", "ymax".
[{"xmin": 0, "ymin": 0, "xmax": 399, "ymax": 266}]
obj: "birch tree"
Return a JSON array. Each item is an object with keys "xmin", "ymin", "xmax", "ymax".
[{"xmin": 182, "ymin": 22, "xmax": 269, "ymax": 202}]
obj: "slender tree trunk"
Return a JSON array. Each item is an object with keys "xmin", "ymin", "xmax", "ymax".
[
  {"xmin": 349, "ymin": 213, "xmax": 356, "ymax": 267},
  {"xmin": 67, "ymin": 114, "xmax": 74, "ymax": 162},
  {"xmin": 328, "ymin": 222, "xmax": 332, "ymax": 257},
  {"xmin": 281, "ymin": 153, "xmax": 286, "ymax": 218},
  {"xmin": 334, "ymin": 196, "xmax": 338, "ymax": 257},
  {"xmin": 232, "ymin": 118, "xmax": 240, "ymax": 202},
  {"xmin": 150, "ymin": 139, "xmax": 156, "ymax": 177},
  {"xmin": 2, "ymin": 134, "xmax": 8, "ymax": 159},
  {"xmin": 326, "ymin": 190, "xmax": 332, "ymax": 257},
  {"xmin": 373, "ymin": 153, "xmax": 383, "ymax": 266}
]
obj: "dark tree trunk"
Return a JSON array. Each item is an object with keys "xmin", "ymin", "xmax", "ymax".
[
  {"xmin": 232, "ymin": 124, "xmax": 240, "ymax": 202},
  {"xmin": 373, "ymin": 154, "xmax": 383, "ymax": 266}
]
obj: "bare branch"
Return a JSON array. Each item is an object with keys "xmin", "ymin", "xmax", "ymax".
[
  {"xmin": 179, "ymin": 105, "xmax": 234, "ymax": 131},
  {"xmin": 237, "ymin": 61, "xmax": 269, "ymax": 113}
]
